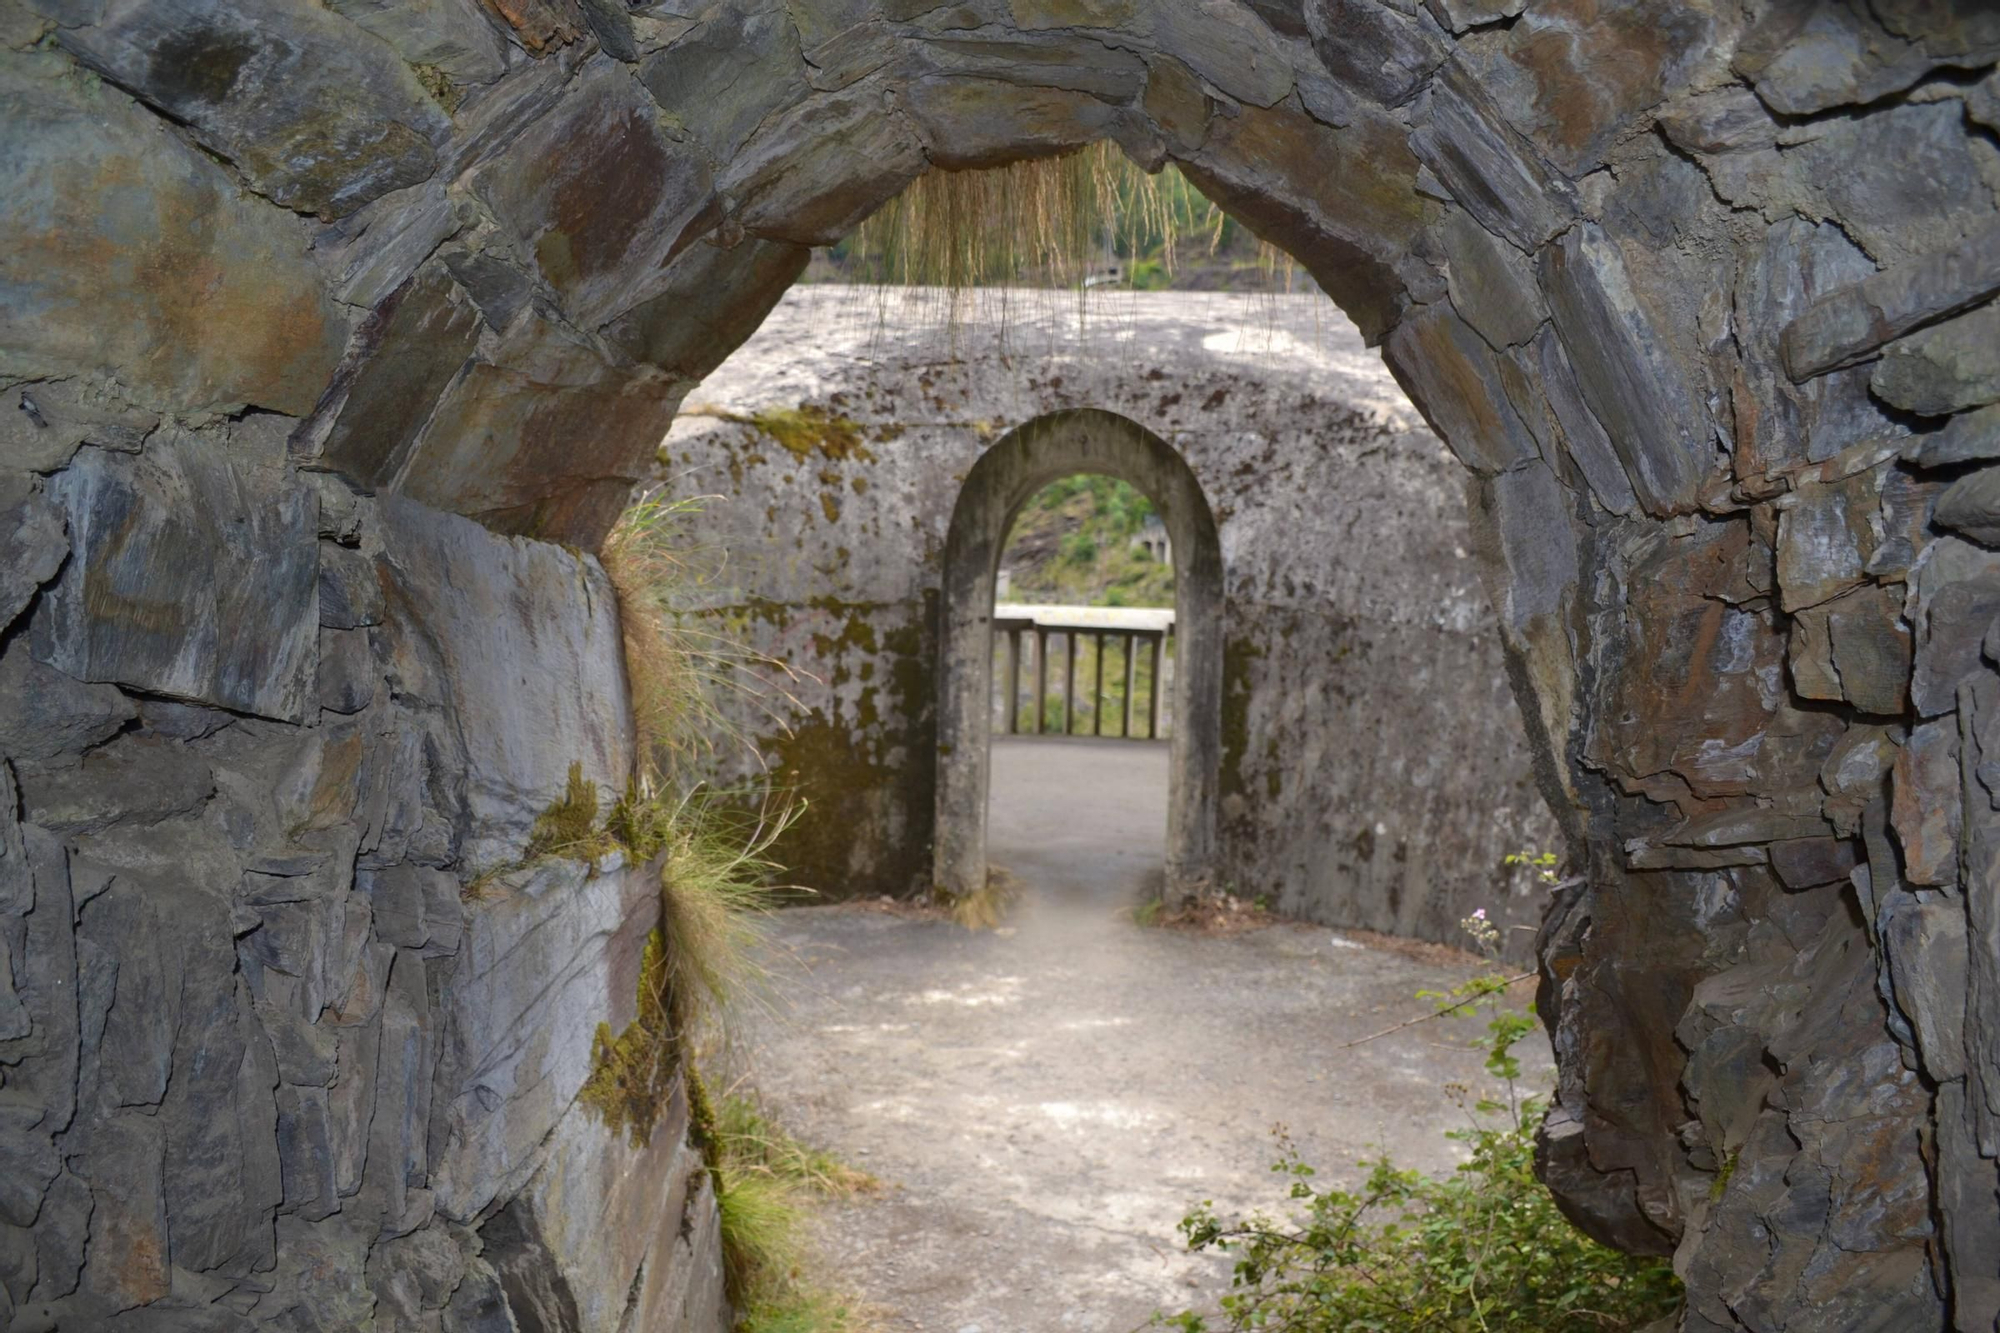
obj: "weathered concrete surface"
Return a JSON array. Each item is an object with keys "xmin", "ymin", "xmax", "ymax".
[
  {"xmin": 661, "ymin": 286, "xmax": 1560, "ymax": 954},
  {"xmin": 742, "ymin": 735, "xmax": 1550, "ymax": 1331}
]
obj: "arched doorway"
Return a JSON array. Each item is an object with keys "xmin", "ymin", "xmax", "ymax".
[{"xmin": 934, "ymin": 408, "xmax": 1222, "ymax": 905}]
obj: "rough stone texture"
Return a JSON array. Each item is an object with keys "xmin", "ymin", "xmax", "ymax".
[
  {"xmin": 1539, "ymin": 223, "xmax": 1711, "ymax": 515},
  {"xmin": 1781, "ymin": 222, "xmax": 2000, "ymax": 380},
  {"xmin": 372, "ymin": 495, "xmax": 634, "ymax": 870},
  {"xmin": 7, "ymin": 1, "xmax": 2000, "ymax": 1327},
  {"xmin": 53, "ymin": 0, "xmax": 452, "ymax": 218},
  {"xmin": 34, "ymin": 434, "xmax": 321, "ymax": 722},
  {"xmin": 0, "ymin": 428, "xmax": 723, "ymax": 1330},
  {"xmin": 1873, "ymin": 302, "xmax": 2000, "ymax": 417},
  {"xmin": 659, "ymin": 287, "xmax": 1560, "ymax": 954},
  {"xmin": 1739, "ymin": 0, "xmax": 2000, "ymax": 116},
  {"xmin": 469, "ymin": 54, "xmax": 714, "ymax": 330},
  {"xmin": 0, "ymin": 492, "xmax": 63, "ymax": 637},
  {"xmin": 0, "ymin": 54, "xmax": 347, "ymax": 418}
]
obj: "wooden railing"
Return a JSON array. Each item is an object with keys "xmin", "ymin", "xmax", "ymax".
[{"xmin": 993, "ymin": 617, "xmax": 1171, "ymax": 740}]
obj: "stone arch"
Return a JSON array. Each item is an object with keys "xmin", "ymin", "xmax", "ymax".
[
  {"xmin": 934, "ymin": 408, "xmax": 1224, "ymax": 902},
  {"xmin": 8, "ymin": 3, "xmax": 2000, "ymax": 1328}
]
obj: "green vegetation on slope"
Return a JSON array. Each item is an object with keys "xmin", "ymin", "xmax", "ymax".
[
  {"xmin": 1002, "ymin": 473, "xmax": 1174, "ymax": 608},
  {"xmin": 586, "ymin": 496, "xmax": 874, "ymax": 1330},
  {"xmin": 713, "ymin": 1090, "xmax": 879, "ymax": 1332}
]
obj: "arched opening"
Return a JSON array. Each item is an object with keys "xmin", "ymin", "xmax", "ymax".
[
  {"xmin": 985, "ymin": 470, "xmax": 1179, "ymax": 908},
  {"xmin": 6, "ymin": 2, "xmax": 1987, "ymax": 1327},
  {"xmin": 936, "ymin": 410, "xmax": 1223, "ymax": 904}
]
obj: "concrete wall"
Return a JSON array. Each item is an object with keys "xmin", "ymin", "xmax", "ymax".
[{"xmin": 658, "ymin": 286, "xmax": 1561, "ymax": 948}]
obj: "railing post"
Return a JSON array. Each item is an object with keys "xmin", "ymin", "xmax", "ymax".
[
  {"xmin": 1034, "ymin": 627, "xmax": 1049, "ymax": 735},
  {"xmin": 1148, "ymin": 632, "xmax": 1163, "ymax": 740},
  {"xmin": 1092, "ymin": 632, "xmax": 1105, "ymax": 736},
  {"xmin": 1006, "ymin": 627, "xmax": 1022, "ymax": 735},
  {"xmin": 1121, "ymin": 631, "xmax": 1137, "ymax": 737},
  {"xmin": 1062, "ymin": 631, "xmax": 1077, "ymax": 735}
]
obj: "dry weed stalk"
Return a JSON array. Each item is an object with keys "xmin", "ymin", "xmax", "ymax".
[{"xmin": 601, "ymin": 491, "xmax": 810, "ymax": 773}]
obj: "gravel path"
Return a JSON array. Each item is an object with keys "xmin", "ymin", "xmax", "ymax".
[{"xmin": 739, "ymin": 737, "xmax": 1549, "ymax": 1332}]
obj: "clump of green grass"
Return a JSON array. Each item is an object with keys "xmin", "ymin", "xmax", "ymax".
[
  {"xmin": 653, "ymin": 790, "xmax": 798, "ymax": 1038},
  {"xmin": 526, "ymin": 761, "xmax": 610, "ymax": 861},
  {"xmin": 711, "ymin": 1088, "xmax": 878, "ymax": 1331},
  {"xmin": 595, "ymin": 492, "xmax": 872, "ymax": 1330},
  {"xmin": 577, "ymin": 787, "xmax": 799, "ymax": 1146},
  {"xmin": 716, "ymin": 1091, "xmax": 876, "ymax": 1205}
]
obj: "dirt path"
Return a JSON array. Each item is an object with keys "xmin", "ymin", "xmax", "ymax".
[{"xmin": 739, "ymin": 737, "xmax": 1548, "ymax": 1332}]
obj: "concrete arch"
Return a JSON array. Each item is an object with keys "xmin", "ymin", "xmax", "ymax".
[{"xmin": 934, "ymin": 409, "xmax": 1223, "ymax": 903}]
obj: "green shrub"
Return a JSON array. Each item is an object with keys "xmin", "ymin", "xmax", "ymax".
[
  {"xmin": 1156, "ymin": 915, "xmax": 1681, "ymax": 1333},
  {"xmin": 1062, "ymin": 531, "xmax": 1100, "ymax": 566}
]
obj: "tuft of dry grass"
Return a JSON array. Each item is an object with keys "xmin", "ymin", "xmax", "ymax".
[
  {"xmin": 945, "ymin": 863, "xmax": 1023, "ymax": 931},
  {"xmin": 843, "ymin": 143, "xmax": 1305, "ymax": 299},
  {"xmin": 653, "ymin": 789, "xmax": 800, "ymax": 1040},
  {"xmin": 1135, "ymin": 890, "xmax": 1284, "ymax": 936},
  {"xmin": 600, "ymin": 493, "xmax": 810, "ymax": 774}
]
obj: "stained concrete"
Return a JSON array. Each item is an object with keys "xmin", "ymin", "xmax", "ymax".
[
  {"xmin": 741, "ymin": 736, "xmax": 1549, "ymax": 1331},
  {"xmin": 662, "ymin": 287, "xmax": 1559, "ymax": 956}
]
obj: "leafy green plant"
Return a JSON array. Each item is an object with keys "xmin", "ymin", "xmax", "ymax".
[
  {"xmin": 1503, "ymin": 848, "xmax": 1561, "ymax": 885},
  {"xmin": 1155, "ymin": 912, "xmax": 1681, "ymax": 1333},
  {"xmin": 1003, "ymin": 475, "xmax": 1175, "ymax": 609}
]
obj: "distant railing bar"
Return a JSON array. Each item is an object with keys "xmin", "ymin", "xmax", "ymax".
[
  {"xmin": 1062, "ymin": 632, "xmax": 1078, "ymax": 735},
  {"xmin": 1040, "ymin": 624, "xmax": 1056, "ymax": 732},
  {"xmin": 1121, "ymin": 635, "xmax": 1137, "ymax": 737},
  {"xmin": 1147, "ymin": 633, "xmax": 1163, "ymax": 740},
  {"xmin": 993, "ymin": 618, "xmax": 1171, "ymax": 741}
]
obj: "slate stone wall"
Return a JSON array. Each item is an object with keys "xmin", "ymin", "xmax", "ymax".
[
  {"xmin": 0, "ymin": 448, "xmax": 725, "ymax": 1330},
  {"xmin": 5, "ymin": 0, "xmax": 2000, "ymax": 1327}
]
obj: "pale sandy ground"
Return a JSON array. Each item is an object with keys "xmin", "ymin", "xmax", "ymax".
[{"xmin": 737, "ymin": 736, "xmax": 1551, "ymax": 1333}]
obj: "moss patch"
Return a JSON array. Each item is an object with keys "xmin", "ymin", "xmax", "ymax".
[
  {"xmin": 736, "ymin": 405, "xmax": 875, "ymax": 462},
  {"xmin": 761, "ymin": 598, "xmax": 938, "ymax": 900},
  {"xmin": 527, "ymin": 761, "xmax": 613, "ymax": 862},
  {"xmin": 579, "ymin": 927, "xmax": 678, "ymax": 1148},
  {"xmin": 1219, "ymin": 635, "xmax": 1264, "ymax": 805}
]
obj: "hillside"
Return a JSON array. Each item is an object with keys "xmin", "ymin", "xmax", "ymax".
[{"xmin": 999, "ymin": 475, "xmax": 1174, "ymax": 608}]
